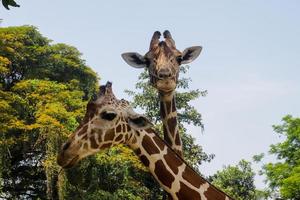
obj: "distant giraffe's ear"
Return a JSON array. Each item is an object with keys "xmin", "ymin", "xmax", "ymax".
[
  {"xmin": 121, "ymin": 52, "xmax": 148, "ymax": 68},
  {"xmin": 128, "ymin": 115, "xmax": 153, "ymax": 130},
  {"xmin": 181, "ymin": 46, "xmax": 202, "ymax": 64}
]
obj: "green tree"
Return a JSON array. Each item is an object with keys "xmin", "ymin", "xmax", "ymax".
[
  {"xmin": 61, "ymin": 145, "xmax": 161, "ymax": 200},
  {"xmin": 0, "ymin": 26, "xmax": 97, "ymax": 98},
  {"xmin": 210, "ymin": 159, "xmax": 259, "ymax": 200},
  {"xmin": 0, "ymin": 80, "xmax": 86, "ymax": 199},
  {"xmin": 0, "ymin": 26, "xmax": 98, "ymax": 199},
  {"xmin": 262, "ymin": 115, "xmax": 300, "ymax": 199},
  {"xmin": 125, "ymin": 66, "xmax": 214, "ymax": 169}
]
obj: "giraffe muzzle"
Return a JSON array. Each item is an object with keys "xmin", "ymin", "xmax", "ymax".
[
  {"xmin": 156, "ymin": 78, "xmax": 176, "ymax": 93},
  {"xmin": 57, "ymin": 140, "xmax": 82, "ymax": 168},
  {"xmin": 57, "ymin": 151, "xmax": 80, "ymax": 169},
  {"xmin": 158, "ymin": 68, "xmax": 172, "ymax": 79}
]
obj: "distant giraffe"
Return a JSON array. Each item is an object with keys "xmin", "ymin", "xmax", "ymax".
[
  {"xmin": 122, "ymin": 30, "xmax": 202, "ymax": 157},
  {"xmin": 57, "ymin": 82, "xmax": 233, "ymax": 200}
]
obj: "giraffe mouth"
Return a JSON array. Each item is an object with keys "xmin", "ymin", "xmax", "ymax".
[
  {"xmin": 156, "ymin": 79, "xmax": 176, "ymax": 92},
  {"xmin": 59, "ymin": 155, "xmax": 80, "ymax": 169}
]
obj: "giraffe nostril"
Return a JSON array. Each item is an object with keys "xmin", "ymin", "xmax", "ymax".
[
  {"xmin": 158, "ymin": 69, "xmax": 172, "ymax": 79},
  {"xmin": 62, "ymin": 142, "xmax": 71, "ymax": 151}
]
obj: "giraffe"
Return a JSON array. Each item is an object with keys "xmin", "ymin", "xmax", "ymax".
[
  {"xmin": 57, "ymin": 82, "xmax": 233, "ymax": 200},
  {"xmin": 121, "ymin": 30, "xmax": 202, "ymax": 157}
]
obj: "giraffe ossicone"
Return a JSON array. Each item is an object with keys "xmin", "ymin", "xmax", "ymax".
[
  {"xmin": 57, "ymin": 82, "xmax": 233, "ymax": 200},
  {"xmin": 122, "ymin": 30, "xmax": 202, "ymax": 158}
]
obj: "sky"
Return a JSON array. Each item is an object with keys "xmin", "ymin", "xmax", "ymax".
[{"xmin": 1, "ymin": 0, "xmax": 300, "ymax": 189}]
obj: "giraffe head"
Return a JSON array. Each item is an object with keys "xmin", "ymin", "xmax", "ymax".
[
  {"xmin": 122, "ymin": 30, "xmax": 202, "ymax": 93},
  {"xmin": 57, "ymin": 82, "xmax": 152, "ymax": 168}
]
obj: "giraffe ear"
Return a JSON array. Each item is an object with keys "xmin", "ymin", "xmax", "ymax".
[
  {"xmin": 181, "ymin": 46, "xmax": 202, "ymax": 64},
  {"xmin": 121, "ymin": 52, "xmax": 148, "ymax": 68},
  {"xmin": 128, "ymin": 115, "xmax": 153, "ymax": 130}
]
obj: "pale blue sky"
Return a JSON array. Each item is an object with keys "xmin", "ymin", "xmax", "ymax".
[{"xmin": 1, "ymin": 0, "xmax": 300, "ymax": 189}]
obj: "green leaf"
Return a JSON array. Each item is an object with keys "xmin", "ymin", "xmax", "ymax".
[{"xmin": 261, "ymin": 115, "xmax": 300, "ymax": 199}]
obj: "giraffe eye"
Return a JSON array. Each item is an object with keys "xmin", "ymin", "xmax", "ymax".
[
  {"xmin": 100, "ymin": 111, "xmax": 117, "ymax": 121},
  {"xmin": 176, "ymin": 56, "xmax": 182, "ymax": 64},
  {"xmin": 62, "ymin": 142, "xmax": 71, "ymax": 150}
]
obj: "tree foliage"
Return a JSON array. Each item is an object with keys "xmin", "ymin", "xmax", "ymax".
[
  {"xmin": 210, "ymin": 160, "xmax": 260, "ymax": 200},
  {"xmin": 60, "ymin": 145, "xmax": 162, "ymax": 200},
  {"xmin": 0, "ymin": 26, "xmax": 98, "ymax": 199},
  {"xmin": 0, "ymin": 79, "xmax": 86, "ymax": 199},
  {"xmin": 262, "ymin": 115, "xmax": 300, "ymax": 199},
  {"xmin": 125, "ymin": 66, "xmax": 214, "ymax": 169},
  {"xmin": 0, "ymin": 26, "xmax": 97, "ymax": 98}
]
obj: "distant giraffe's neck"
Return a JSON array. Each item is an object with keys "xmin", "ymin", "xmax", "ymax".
[
  {"xmin": 159, "ymin": 91, "xmax": 183, "ymax": 157},
  {"xmin": 128, "ymin": 129, "xmax": 232, "ymax": 200}
]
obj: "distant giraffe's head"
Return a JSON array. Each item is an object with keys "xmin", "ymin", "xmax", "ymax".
[
  {"xmin": 122, "ymin": 30, "xmax": 202, "ymax": 93},
  {"xmin": 57, "ymin": 82, "xmax": 152, "ymax": 168}
]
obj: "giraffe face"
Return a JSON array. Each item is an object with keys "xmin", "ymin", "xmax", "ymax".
[
  {"xmin": 145, "ymin": 41, "xmax": 181, "ymax": 93},
  {"xmin": 57, "ymin": 82, "xmax": 152, "ymax": 168},
  {"xmin": 122, "ymin": 30, "xmax": 202, "ymax": 93}
]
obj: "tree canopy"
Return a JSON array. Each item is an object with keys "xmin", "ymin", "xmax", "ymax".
[
  {"xmin": 262, "ymin": 115, "xmax": 300, "ymax": 199},
  {"xmin": 0, "ymin": 26, "xmax": 97, "ymax": 98},
  {"xmin": 209, "ymin": 115, "xmax": 300, "ymax": 200},
  {"xmin": 209, "ymin": 159, "xmax": 267, "ymax": 200},
  {"xmin": 0, "ymin": 26, "xmax": 98, "ymax": 199}
]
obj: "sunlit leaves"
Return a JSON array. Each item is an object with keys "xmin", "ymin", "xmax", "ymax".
[
  {"xmin": 210, "ymin": 160, "xmax": 257, "ymax": 200},
  {"xmin": 262, "ymin": 115, "xmax": 300, "ymax": 199},
  {"xmin": 0, "ymin": 25, "xmax": 98, "ymax": 199},
  {"xmin": 96, "ymin": 145, "xmax": 147, "ymax": 172},
  {"xmin": 0, "ymin": 80, "xmax": 88, "ymax": 199},
  {"xmin": 0, "ymin": 56, "xmax": 10, "ymax": 75},
  {"xmin": 281, "ymin": 165, "xmax": 300, "ymax": 198},
  {"xmin": 0, "ymin": 26, "xmax": 98, "ymax": 98}
]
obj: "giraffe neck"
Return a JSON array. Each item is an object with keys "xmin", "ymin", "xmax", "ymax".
[
  {"xmin": 159, "ymin": 91, "xmax": 183, "ymax": 157},
  {"xmin": 127, "ymin": 129, "xmax": 232, "ymax": 200}
]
